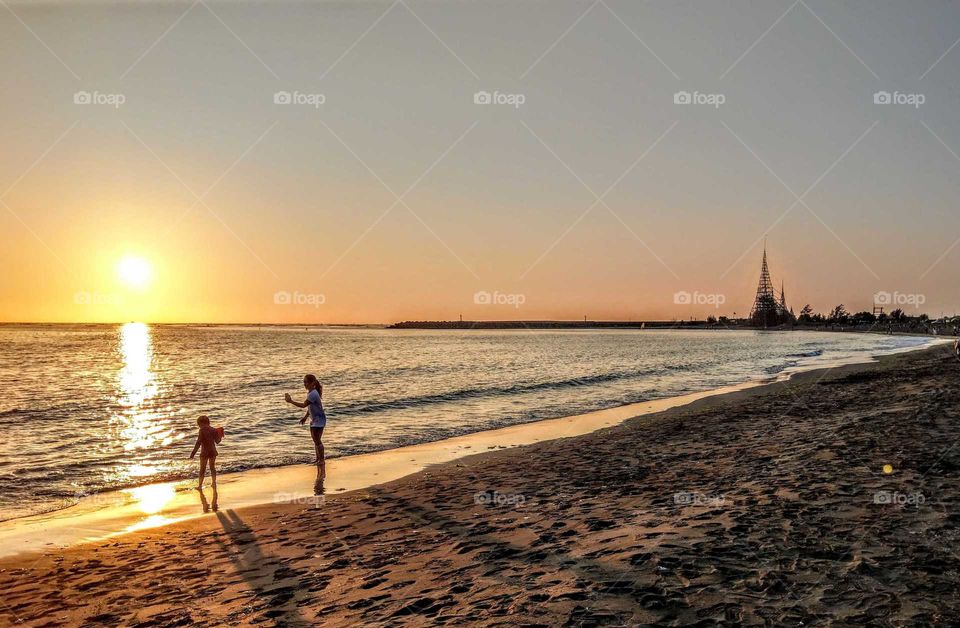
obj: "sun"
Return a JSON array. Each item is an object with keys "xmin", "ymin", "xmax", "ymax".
[{"xmin": 117, "ymin": 256, "xmax": 153, "ymax": 289}]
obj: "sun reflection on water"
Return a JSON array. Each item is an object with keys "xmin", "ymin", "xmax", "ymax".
[
  {"xmin": 114, "ymin": 323, "xmax": 174, "ymax": 480},
  {"xmin": 118, "ymin": 323, "xmax": 165, "ymax": 448},
  {"xmin": 119, "ymin": 322, "xmax": 156, "ymax": 407}
]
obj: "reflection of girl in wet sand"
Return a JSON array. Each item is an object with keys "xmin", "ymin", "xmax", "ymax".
[
  {"xmin": 285, "ymin": 374, "xmax": 327, "ymax": 478},
  {"xmin": 198, "ymin": 486, "xmax": 218, "ymax": 513}
]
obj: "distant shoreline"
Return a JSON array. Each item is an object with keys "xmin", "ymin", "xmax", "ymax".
[
  {"xmin": 390, "ymin": 320, "xmax": 702, "ymax": 330},
  {"xmin": 387, "ymin": 320, "xmax": 959, "ymax": 336}
]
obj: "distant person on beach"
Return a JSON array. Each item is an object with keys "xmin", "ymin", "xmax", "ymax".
[
  {"xmin": 285, "ymin": 374, "xmax": 327, "ymax": 478},
  {"xmin": 189, "ymin": 415, "xmax": 221, "ymax": 490}
]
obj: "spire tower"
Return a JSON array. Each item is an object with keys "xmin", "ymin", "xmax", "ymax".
[{"xmin": 750, "ymin": 243, "xmax": 783, "ymax": 327}]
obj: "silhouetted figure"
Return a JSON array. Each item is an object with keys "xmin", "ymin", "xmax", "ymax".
[
  {"xmin": 284, "ymin": 374, "xmax": 328, "ymax": 478},
  {"xmin": 189, "ymin": 415, "xmax": 221, "ymax": 490}
]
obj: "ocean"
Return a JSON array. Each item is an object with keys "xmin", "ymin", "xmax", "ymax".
[{"xmin": 0, "ymin": 323, "xmax": 931, "ymax": 521}]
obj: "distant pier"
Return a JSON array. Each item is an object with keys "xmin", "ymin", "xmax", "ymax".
[{"xmin": 387, "ymin": 320, "xmax": 719, "ymax": 330}]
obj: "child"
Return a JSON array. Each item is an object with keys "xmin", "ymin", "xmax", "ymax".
[
  {"xmin": 284, "ymin": 373, "xmax": 327, "ymax": 478},
  {"xmin": 189, "ymin": 415, "xmax": 220, "ymax": 490}
]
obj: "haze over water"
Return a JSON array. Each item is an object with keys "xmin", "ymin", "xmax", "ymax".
[{"xmin": 0, "ymin": 323, "xmax": 930, "ymax": 521}]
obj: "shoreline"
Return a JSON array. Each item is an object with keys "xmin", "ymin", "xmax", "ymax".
[
  {"xmin": 0, "ymin": 337, "xmax": 945, "ymax": 560},
  {"xmin": 2, "ymin": 342, "xmax": 958, "ymax": 624}
]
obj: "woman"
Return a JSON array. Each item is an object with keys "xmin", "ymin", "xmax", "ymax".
[{"xmin": 285, "ymin": 374, "xmax": 327, "ymax": 478}]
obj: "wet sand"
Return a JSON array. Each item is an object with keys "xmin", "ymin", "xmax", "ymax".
[{"xmin": 3, "ymin": 344, "xmax": 960, "ymax": 625}]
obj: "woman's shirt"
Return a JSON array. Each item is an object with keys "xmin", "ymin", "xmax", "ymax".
[{"xmin": 307, "ymin": 389, "xmax": 327, "ymax": 428}]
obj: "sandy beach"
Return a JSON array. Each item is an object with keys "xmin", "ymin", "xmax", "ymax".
[{"xmin": 2, "ymin": 343, "xmax": 959, "ymax": 626}]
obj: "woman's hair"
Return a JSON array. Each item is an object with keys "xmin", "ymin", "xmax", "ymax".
[
  {"xmin": 304, "ymin": 374, "xmax": 321, "ymax": 391},
  {"xmin": 197, "ymin": 415, "xmax": 210, "ymax": 426}
]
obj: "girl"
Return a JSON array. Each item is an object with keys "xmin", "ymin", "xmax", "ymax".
[
  {"xmin": 189, "ymin": 415, "xmax": 219, "ymax": 489},
  {"xmin": 285, "ymin": 374, "xmax": 327, "ymax": 478}
]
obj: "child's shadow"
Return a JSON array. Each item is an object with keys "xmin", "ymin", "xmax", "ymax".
[{"xmin": 214, "ymin": 509, "xmax": 308, "ymax": 624}]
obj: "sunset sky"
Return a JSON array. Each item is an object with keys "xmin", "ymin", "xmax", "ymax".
[{"xmin": 2, "ymin": 0, "xmax": 960, "ymax": 323}]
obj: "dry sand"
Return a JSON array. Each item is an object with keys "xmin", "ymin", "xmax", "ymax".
[{"xmin": 2, "ymin": 344, "xmax": 959, "ymax": 626}]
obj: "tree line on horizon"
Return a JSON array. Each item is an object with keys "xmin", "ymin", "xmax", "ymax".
[{"xmin": 705, "ymin": 306, "xmax": 958, "ymax": 334}]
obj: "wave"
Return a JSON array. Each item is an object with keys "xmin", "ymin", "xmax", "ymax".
[
  {"xmin": 785, "ymin": 349, "xmax": 824, "ymax": 358},
  {"xmin": 240, "ymin": 378, "xmax": 289, "ymax": 390},
  {"xmin": 332, "ymin": 368, "xmax": 659, "ymax": 416}
]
